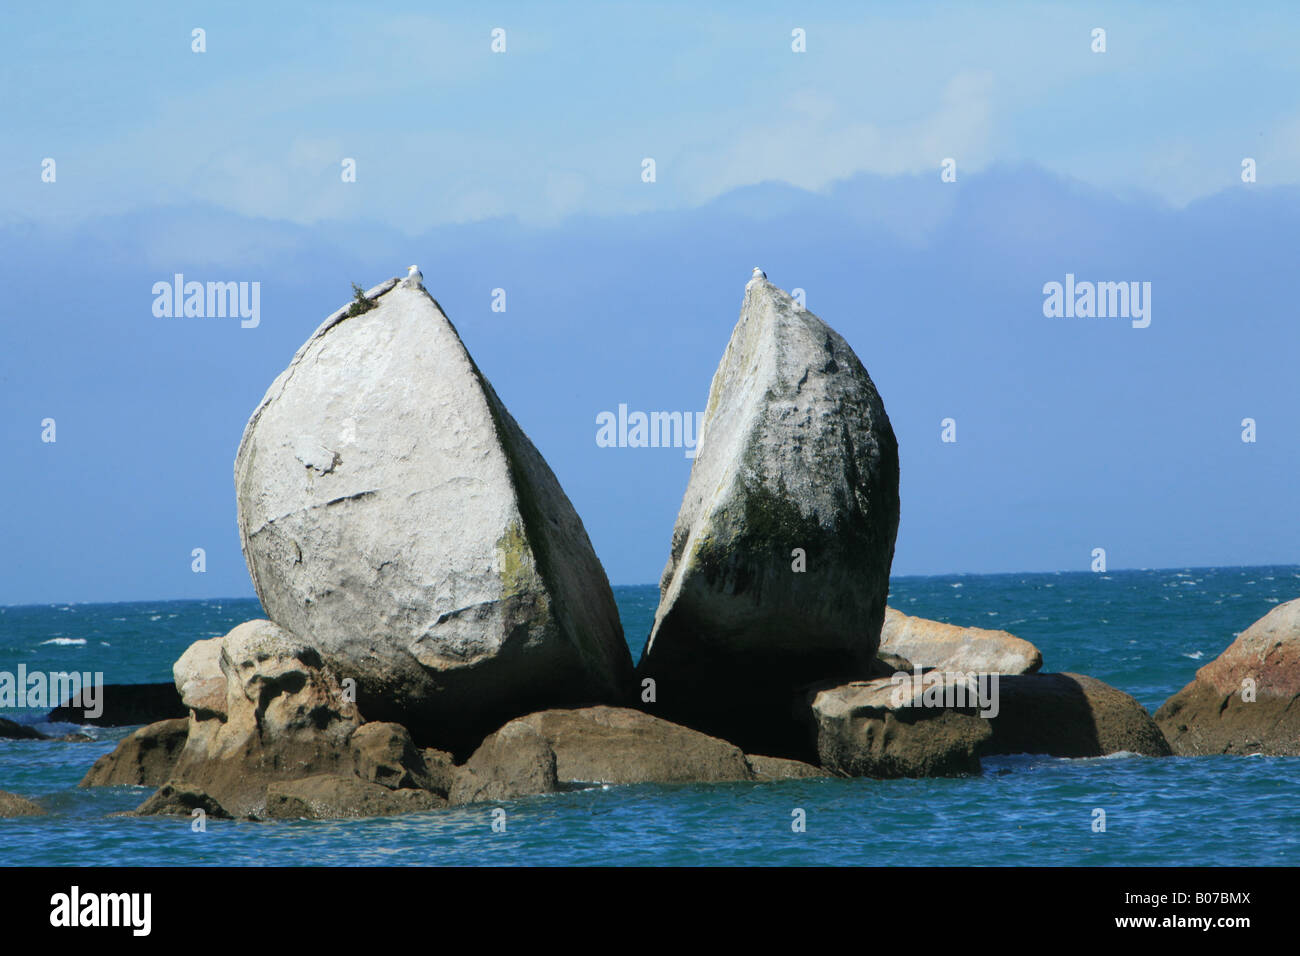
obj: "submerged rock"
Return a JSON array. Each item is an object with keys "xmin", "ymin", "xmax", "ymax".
[
  {"xmin": 0, "ymin": 790, "xmax": 45, "ymax": 817},
  {"xmin": 638, "ymin": 275, "xmax": 900, "ymax": 758},
  {"xmin": 450, "ymin": 705, "xmax": 756, "ymax": 805},
  {"xmin": 983, "ymin": 673, "xmax": 1171, "ymax": 758},
  {"xmin": 879, "ymin": 607, "xmax": 1042, "ymax": 675},
  {"xmin": 234, "ymin": 278, "xmax": 632, "ymax": 754},
  {"xmin": 1155, "ymin": 598, "xmax": 1300, "ymax": 755},
  {"xmin": 79, "ymin": 718, "xmax": 189, "ymax": 787}
]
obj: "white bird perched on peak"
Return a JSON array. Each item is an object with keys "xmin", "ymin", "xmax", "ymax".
[
  {"xmin": 404, "ymin": 264, "xmax": 423, "ymax": 288},
  {"xmin": 751, "ymin": 266, "xmax": 766, "ymax": 280}
]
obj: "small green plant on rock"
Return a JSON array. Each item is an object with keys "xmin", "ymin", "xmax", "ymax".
[{"xmin": 346, "ymin": 283, "xmax": 376, "ymax": 317}]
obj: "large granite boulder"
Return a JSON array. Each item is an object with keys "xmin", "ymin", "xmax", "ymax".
[
  {"xmin": 1155, "ymin": 599, "xmax": 1300, "ymax": 755},
  {"xmin": 79, "ymin": 718, "xmax": 189, "ymax": 787},
  {"xmin": 983, "ymin": 673, "xmax": 1171, "ymax": 758},
  {"xmin": 638, "ymin": 275, "xmax": 900, "ymax": 757},
  {"xmin": 808, "ymin": 677, "xmax": 994, "ymax": 778},
  {"xmin": 449, "ymin": 705, "xmax": 757, "ymax": 805},
  {"xmin": 234, "ymin": 277, "xmax": 632, "ymax": 754},
  {"xmin": 879, "ymin": 607, "xmax": 1042, "ymax": 675}
]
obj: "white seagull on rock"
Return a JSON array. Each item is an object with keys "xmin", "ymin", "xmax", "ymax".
[
  {"xmin": 404, "ymin": 264, "xmax": 424, "ymax": 288},
  {"xmin": 749, "ymin": 266, "xmax": 767, "ymax": 284}
]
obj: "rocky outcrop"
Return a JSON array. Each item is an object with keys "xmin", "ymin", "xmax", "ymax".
[
  {"xmin": 137, "ymin": 621, "xmax": 466, "ymax": 819},
  {"xmin": 47, "ymin": 683, "xmax": 184, "ymax": 727},
  {"xmin": 638, "ymin": 276, "xmax": 900, "ymax": 758},
  {"xmin": 808, "ymin": 677, "xmax": 994, "ymax": 778},
  {"xmin": 983, "ymin": 673, "xmax": 1171, "ymax": 758},
  {"xmin": 879, "ymin": 607, "xmax": 1042, "ymax": 675},
  {"xmin": 0, "ymin": 790, "xmax": 46, "ymax": 817},
  {"xmin": 137, "ymin": 620, "xmax": 363, "ymax": 819},
  {"xmin": 234, "ymin": 278, "xmax": 633, "ymax": 755},
  {"xmin": 450, "ymin": 705, "xmax": 756, "ymax": 805},
  {"xmin": 1155, "ymin": 599, "xmax": 1300, "ymax": 755},
  {"xmin": 79, "ymin": 718, "xmax": 189, "ymax": 787}
]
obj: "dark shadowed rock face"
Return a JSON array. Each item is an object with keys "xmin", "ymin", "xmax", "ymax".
[
  {"xmin": 0, "ymin": 790, "xmax": 45, "ymax": 817},
  {"xmin": 638, "ymin": 277, "xmax": 899, "ymax": 758},
  {"xmin": 983, "ymin": 673, "xmax": 1171, "ymax": 758},
  {"xmin": 79, "ymin": 718, "xmax": 189, "ymax": 788},
  {"xmin": 1155, "ymin": 598, "xmax": 1300, "ymax": 755},
  {"xmin": 449, "ymin": 705, "xmax": 757, "ymax": 805},
  {"xmin": 234, "ymin": 279, "xmax": 633, "ymax": 754}
]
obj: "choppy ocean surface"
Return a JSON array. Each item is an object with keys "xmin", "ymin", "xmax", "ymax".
[{"xmin": 1, "ymin": 566, "xmax": 1297, "ymax": 866}]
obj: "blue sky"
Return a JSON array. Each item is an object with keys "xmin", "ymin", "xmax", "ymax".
[{"xmin": 2, "ymin": 2, "xmax": 1298, "ymax": 603}]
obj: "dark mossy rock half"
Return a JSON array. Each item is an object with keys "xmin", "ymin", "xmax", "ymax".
[{"xmin": 638, "ymin": 277, "xmax": 899, "ymax": 759}]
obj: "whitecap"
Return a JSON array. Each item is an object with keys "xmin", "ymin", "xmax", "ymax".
[
  {"xmin": 1183, "ymin": 651, "xmax": 1204, "ymax": 660},
  {"xmin": 40, "ymin": 637, "xmax": 86, "ymax": 646}
]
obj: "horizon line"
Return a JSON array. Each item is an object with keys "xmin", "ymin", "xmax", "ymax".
[{"xmin": 4, "ymin": 562, "xmax": 1297, "ymax": 610}]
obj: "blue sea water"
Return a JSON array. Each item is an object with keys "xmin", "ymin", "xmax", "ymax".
[{"xmin": 1, "ymin": 566, "xmax": 1297, "ymax": 866}]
